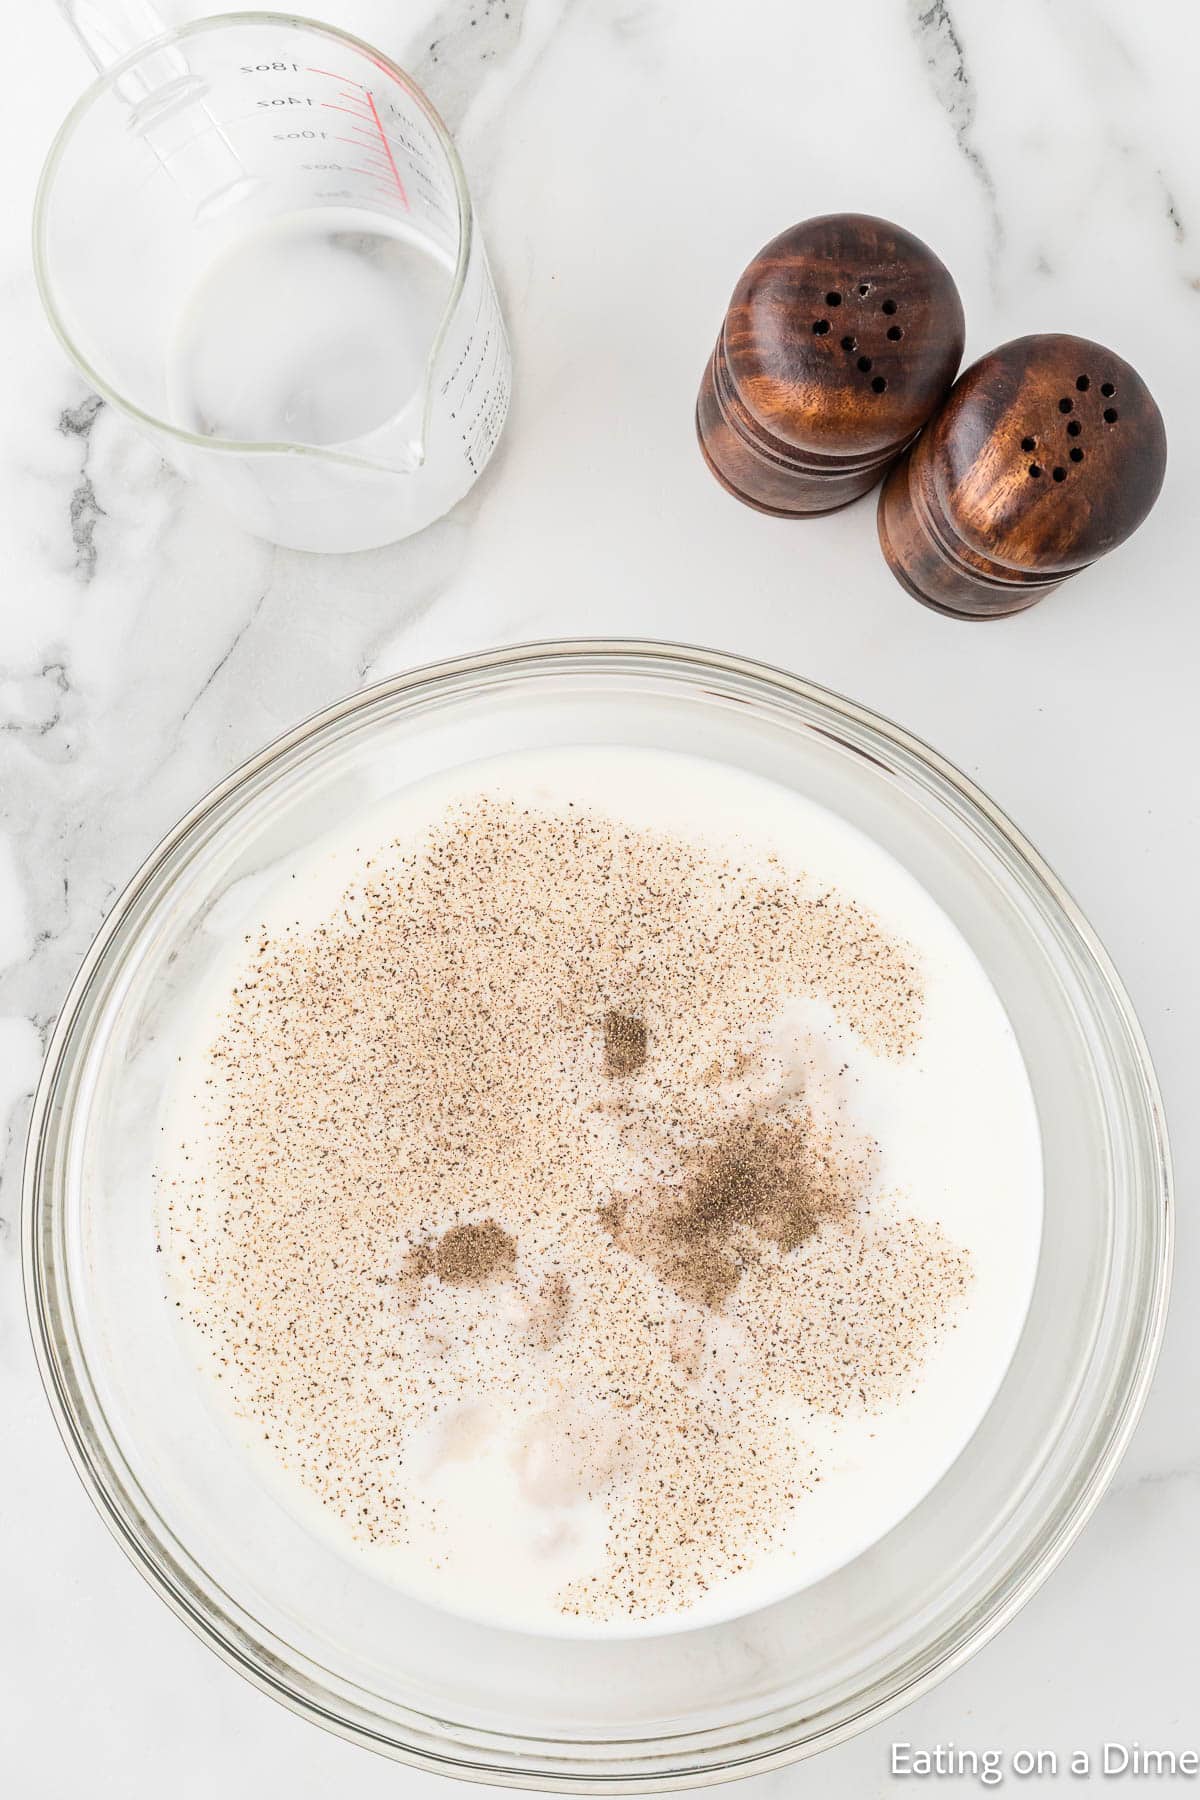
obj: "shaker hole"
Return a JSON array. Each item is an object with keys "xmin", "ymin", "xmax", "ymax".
[
  {"xmin": 841, "ymin": 335, "xmax": 857, "ymax": 351},
  {"xmin": 1021, "ymin": 436, "xmax": 1037, "ymax": 452},
  {"xmin": 825, "ymin": 291, "xmax": 842, "ymax": 306},
  {"xmin": 881, "ymin": 298, "xmax": 898, "ymax": 315},
  {"xmin": 1028, "ymin": 464, "xmax": 1043, "ymax": 478},
  {"xmin": 1103, "ymin": 407, "xmax": 1119, "ymax": 423},
  {"xmin": 857, "ymin": 355, "xmax": 873, "ymax": 372},
  {"xmin": 1059, "ymin": 397, "xmax": 1074, "ymax": 413},
  {"xmin": 812, "ymin": 319, "xmax": 831, "ymax": 335},
  {"xmin": 887, "ymin": 325, "xmax": 903, "ymax": 340},
  {"xmin": 1069, "ymin": 447, "xmax": 1084, "ymax": 462},
  {"xmin": 1076, "ymin": 375, "xmax": 1090, "ymax": 391},
  {"xmin": 1101, "ymin": 381, "xmax": 1116, "ymax": 397},
  {"xmin": 871, "ymin": 375, "xmax": 887, "ymax": 393},
  {"xmin": 1052, "ymin": 467, "xmax": 1067, "ymax": 481},
  {"xmin": 1067, "ymin": 420, "xmax": 1082, "ymax": 437},
  {"xmin": 858, "ymin": 282, "xmax": 871, "ymax": 297}
]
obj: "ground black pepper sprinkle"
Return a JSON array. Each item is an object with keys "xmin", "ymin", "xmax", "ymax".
[
  {"xmin": 602, "ymin": 1011, "xmax": 648, "ymax": 1078},
  {"xmin": 434, "ymin": 1221, "xmax": 517, "ymax": 1285},
  {"xmin": 162, "ymin": 797, "xmax": 971, "ymax": 1621}
]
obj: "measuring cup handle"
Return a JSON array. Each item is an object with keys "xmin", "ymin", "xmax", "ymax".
[{"xmin": 56, "ymin": 0, "xmax": 172, "ymax": 72}]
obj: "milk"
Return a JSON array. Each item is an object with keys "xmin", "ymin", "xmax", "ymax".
[
  {"xmin": 158, "ymin": 747, "xmax": 1042, "ymax": 1638},
  {"xmin": 167, "ymin": 206, "xmax": 453, "ymax": 455}
]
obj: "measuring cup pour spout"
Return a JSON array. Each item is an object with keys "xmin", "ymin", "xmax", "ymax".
[{"xmin": 37, "ymin": 13, "xmax": 511, "ymax": 551}]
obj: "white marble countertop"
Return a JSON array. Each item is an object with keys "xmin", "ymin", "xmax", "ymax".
[{"xmin": 2, "ymin": 1, "xmax": 1197, "ymax": 1792}]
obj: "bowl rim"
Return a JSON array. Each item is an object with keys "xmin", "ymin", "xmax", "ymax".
[{"xmin": 22, "ymin": 637, "xmax": 1173, "ymax": 1789}]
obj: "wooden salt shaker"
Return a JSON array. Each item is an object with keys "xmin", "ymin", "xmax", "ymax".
[
  {"xmin": 877, "ymin": 334, "xmax": 1167, "ymax": 618},
  {"xmin": 696, "ymin": 213, "xmax": 965, "ymax": 516}
]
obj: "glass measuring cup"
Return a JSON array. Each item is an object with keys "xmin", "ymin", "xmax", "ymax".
[{"xmin": 35, "ymin": 10, "xmax": 512, "ymax": 552}]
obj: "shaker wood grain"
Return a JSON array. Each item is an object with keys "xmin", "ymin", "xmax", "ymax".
[
  {"xmin": 877, "ymin": 333, "xmax": 1167, "ymax": 617},
  {"xmin": 696, "ymin": 213, "xmax": 965, "ymax": 516}
]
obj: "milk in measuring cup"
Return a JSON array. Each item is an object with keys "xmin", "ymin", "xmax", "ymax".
[
  {"xmin": 167, "ymin": 207, "xmax": 452, "ymax": 454},
  {"xmin": 37, "ymin": 14, "xmax": 511, "ymax": 550}
]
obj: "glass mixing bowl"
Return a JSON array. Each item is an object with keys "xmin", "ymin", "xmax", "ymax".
[{"xmin": 24, "ymin": 641, "xmax": 1171, "ymax": 1788}]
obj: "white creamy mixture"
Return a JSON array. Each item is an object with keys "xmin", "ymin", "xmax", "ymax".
[{"xmin": 157, "ymin": 747, "xmax": 1042, "ymax": 1637}]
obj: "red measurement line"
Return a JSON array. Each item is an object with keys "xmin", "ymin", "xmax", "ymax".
[
  {"xmin": 365, "ymin": 87, "xmax": 409, "ymax": 209},
  {"xmin": 343, "ymin": 129, "xmax": 393, "ymax": 168},
  {"xmin": 321, "ymin": 101, "xmax": 373, "ymax": 119},
  {"xmin": 343, "ymin": 168, "xmax": 399, "ymax": 191},
  {"xmin": 344, "ymin": 120, "xmax": 413, "ymax": 158},
  {"xmin": 334, "ymin": 136, "xmax": 388, "ymax": 163},
  {"xmin": 307, "ymin": 66, "xmax": 363, "ymax": 85}
]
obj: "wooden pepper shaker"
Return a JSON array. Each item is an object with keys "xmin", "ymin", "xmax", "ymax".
[
  {"xmin": 877, "ymin": 333, "xmax": 1167, "ymax": 617},
  {"xmin": 696, "ymin": 213, "xmax": 965, "ymax": 516}
]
